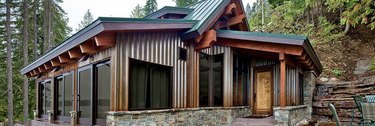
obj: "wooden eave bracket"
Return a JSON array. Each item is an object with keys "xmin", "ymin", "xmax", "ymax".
[
  {"xmin": 51, "ymin": 58, "xmax": 61, "ymax": 67},
  {"xmin": 218, "ymin": 14, "xmax": 245, "ymax": 29},
  {"xmin": 68, "ymin": 47, "xmax": 83, "ymax": 59},
  {"xmin": 194, "ymin": 29, "xmax": 217, "ymax": 51},
  {"xmin": 58, "ymin": 53, "xmax": 72, "ymax": 64},
  {"xmin": 95, "ymin": 32, "xmax": 116, "ymax": 48},
  {"xmin": 224, "ymin": 3, "xmax": 237, "ymax": 15},
  {"xmin": 79, "ymin": 40, "xmax": 98, "ymax": 54}
]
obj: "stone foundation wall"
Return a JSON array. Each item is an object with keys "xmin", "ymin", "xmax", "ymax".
[
  {"xmin": 274, "ymin": 105, "xmax": 311, "ymax": 126},
  {"xmin": 106, "ymin": 106, "xmax": 251, "ymax": 126}
]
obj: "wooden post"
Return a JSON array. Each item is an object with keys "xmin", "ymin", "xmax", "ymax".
[{"xmin": 279, "ymin": 52, "xmax": 286, "ymax": 107}]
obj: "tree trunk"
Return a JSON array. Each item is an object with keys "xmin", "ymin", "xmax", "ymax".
[
  {"xmin": 23, "ymin": 0, "xmax": 30, "ymax": 125},
  {"xmin": 33, "ymin": 0, "xmax": 39, "ymax": 58},
  {"xmin": 343, "ymin": 21, "xmax": 350, "ymax": 34},
  {"xmin": 6, "ymin": 0, "xmax": 14, "ymax": 126},
  {"xmin": 43, "ymin": 0, "xmax": 51, "ymax": 53}
]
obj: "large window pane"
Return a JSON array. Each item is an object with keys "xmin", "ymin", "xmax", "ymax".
[
  {"xmin": 199, "ymin": 53, "xmax": 223, "ymax": 107},
  {"xmin": 79, "ymin": 68, "xmax": 91, "ymax": 118},
  {"xmin": 44, "ymin": 81, "xmax": 51, "ymax": 115},
  {"xmin": 129, "ymin": 62, "xmax": 148, "ymax": 109},
  {"xmin": 233, "ymin": 56, "xmax": 249, "ymax": 106},
  {"xmin": 57, "ymin": 77, "xmax": 63, "ymax": 116},
  {"xmin": 39, "ymin": 82, "xmax": 45, "ymax": 115},
  {"xmin": 129, "ymin": 59, "xmax": 171, "ymax": 110},
  {"xmin": 64, "ymin": 74, "xmax": 73, "ymax": 116},
  {"xmin": 96, "ymin": 63, "xmax": 110, "ymax": 119},
  {"xmin": 199, "ymin": 53, "xmax": 209, "ymax": 106},
  {"xmin": 213, "ymin": 54, "xmax": 223, "ymax": 106}
]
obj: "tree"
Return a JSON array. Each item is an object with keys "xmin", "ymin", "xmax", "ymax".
[
  {"xmin": 245, "ymin": 3, "xmax": 252, "ymax": 18},
  {"xmin": 144, "ymin": 0, "xmax": 157, "ymax": 15},
  {"xmin": 43, "ymin": 0, "xmax": 52, "ymax": 53},
  {"xmin": 130, "ymin": 4, "xmax": 145, "ymax": 18},
  {"xmin": 173, "ymin": 0, "xmax": 197, "ymax": 7},
  {"xmin": 6, "ymin": 0, "xmax": 14, "ymax": 125},
  {"xmin": 22, "ymin": 0, "xmax": 30, "ymax": 124},
  {"xmin": 33, "ymin": 0, "xmax": 39, "ymax": 58},
  {"xmin": 76, "ymin": 9, "xmax": 94, "ymax": 31}
]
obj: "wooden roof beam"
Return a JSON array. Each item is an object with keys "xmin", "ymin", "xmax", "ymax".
[
  {"xmin": 44, "ymin": 62, "xmax": 53, "ymax": 70},
  {"xmin": 33, "ymin": 69, "xmax": 40, "ymax": 76},
  {"xmin": 79, "ymin": 41, "xmax": 97, "ymax": 54},
  {"xmin": 218, "ymin": 14, "xmax": 245, "ymax": 29},
  {"xmin": 38, "ymin": 66, "xmax": 46, "ymax": 73},
  {"xmin": 68, "ymin": 47, "xmax": 83, "ymax": 59},
  {"xmin": 195, "ymin": 29, "xmax": 217, "ymax": 50},
  {"xmin": 58, "ymin": 53, "xmax": 72, "ymax": 64},
  {"xmin": 224, "ymin": 3, "xmax": 237, "ymax": 15},
  {"xmin": 51, "ymin": 58, "xmax": 61, "ymax": 67},
  {"xmin": 95, "ymin": 32, "xmax": 116, "ymax": 48},
  {"xmin": 217, "ymin": 38, "xmax": 304, "ymax": 56}
]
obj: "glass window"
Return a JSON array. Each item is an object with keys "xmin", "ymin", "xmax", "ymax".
[
  {"xmin": 129, "ymin": 59, "xmax": 171, "ymax": 110},
  {"xmin": 79, "ymin": 68, "xmax": 92, "ymax": 118},
  {"xmin": 233, "ymin": 55, "xmax": 249, "ymax": 106},
  {"xmin": 299, "ymin": 74, "xmax": 304, "ymax": 105},
  {"xmin": 199, "ymin": 53, "xmax": 223, "ymax": 107},
  {"xmin": 57, "ymin": 77, "xmax": 63, "ymax": 116},
  {"xmin": 39, "ymin": 82, "xmax": 45, "ymax": 115},
  {"xmin": 44, "ymin": 81, "xmax": 51, "ymax": 115},
  {"xmin": 96, "ymin": 62, "xmax": 110, "ymax": 119},
  {"xmin": 64, "ymin": 74, "xmax": 73, "ymax": 116}
]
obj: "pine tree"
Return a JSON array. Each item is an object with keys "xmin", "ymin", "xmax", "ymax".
[
  {"xmin": 76, "ymin": 9, "xmax": 94, "ymax": 32},
  {"xmin": 130, "ymin": 4, "xmax": 145, "ymax": 18},
  {"xmin": 22, "ymin": 0, "xmax": 29, "ymax": 124},
  {"xmin": 173, "ymin": 0, "xmax": 197, "ymax": 7},
  {"xmin": 245, "ymin": 3, "xmax": 252, "ymax": 18},
  {"xmin": 6, "ymin": 0, "xmax": 14, "ymax": 125},
  {"xmin": 144, "ymin": 0, "xmax": 157, "ymax": 15}
]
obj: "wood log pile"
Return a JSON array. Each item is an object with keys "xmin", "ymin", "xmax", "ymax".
[{"xmin": 313, "ymin": 76, "xmax": 375, "ymax": 124}]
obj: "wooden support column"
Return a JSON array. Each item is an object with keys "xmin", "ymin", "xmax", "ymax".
[{"xmin": 279, "ymin": 52, "xmax": 286, "ymax": 107}]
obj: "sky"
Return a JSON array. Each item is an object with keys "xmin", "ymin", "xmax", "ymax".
[{"xmin": 60, "ymin": 0, "xmax": 256, "ymax": 31}]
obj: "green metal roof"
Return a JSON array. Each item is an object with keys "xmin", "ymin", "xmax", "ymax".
[
  {"xmin": 184, "ymin": 0, "xmax": 230, "ymax": 34},
  {"xmin": 144, "ymin": 6, "xmax": 194, "ymax": 19},
  {"xmin": 217, "ymin": 30, "xmax": 308, "ymax": 41},
  {"xmin": 98, "ymin": 17, "xmax": 196, "ymax": 23}
]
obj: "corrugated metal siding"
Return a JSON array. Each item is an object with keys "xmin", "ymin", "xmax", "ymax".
[
  {"xmin": 117, "ymin": 32, "xmax": 187, "ymax": 108},
  {"xmin": 200, "ymin": 46, "xmax": 225, "ymax": 55}
]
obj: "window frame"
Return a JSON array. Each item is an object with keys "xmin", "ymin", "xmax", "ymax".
[
  {"xmin": 38, "ymin": 79, "xmax": 51, "ymax": 120},
  {"xmin": 128, "ymin": 58, "xmax": 173, "ymax": 110},
  {"xmin": 199, "ymin": 53, "xmax": 224, "ymax": 107},
  {"xmin": 93, "ymin": 60, "xmax": 111, "ymax": 125},
  {"xmin": 54, "ymin": 71, "xmax": 73, "ymax": 122},
  {"xmin": 76, "ymin": 59, "xmax": 111, "ymax": 125}
]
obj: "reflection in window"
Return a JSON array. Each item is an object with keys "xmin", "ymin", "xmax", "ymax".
[
  {"xmin": 79, "ymin": 68, "xmax": 91, "ymax": 118},
  {"xmin": 96, "ymin": 62, "xmax": 110, "ymax": 119},
  {"xmin": 129, "ymin": 59, "xmax": 171, "ymax": 110},
  {"xmin": 199, "ymin": 53, "xmax": 223, "ymax": 107},
  {"xmin": 233, "ymin": 55, "xmax": 249, "ymax": 106},
  {"xmin": 44, "ymin": 81, "xmax": 51, "ymax": 115},
  {"xmin": 57, "ymin": 77, "xmax": 63, "ymax": 116},
  {"xmin": 64, "ymin": 74, "xmax": 73, "ymax": 116}
]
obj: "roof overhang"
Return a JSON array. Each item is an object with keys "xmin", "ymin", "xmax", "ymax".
[
  {"xmin": 216, "ymin": 30, "xmax": 323, "ymax": 74},
  {"xmin": 21, "ymin": 17, "xmax": 196, "ymax": 75}
]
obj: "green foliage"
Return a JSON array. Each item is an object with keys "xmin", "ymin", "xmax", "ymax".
[
  {"xmin": 76, "ymin": 9, "xmax": 94, "ymax": 32},
  {"xmin": 326, "ymin": 0, "xmax": 375, "ymax": 29},
  {"xmin": 0, "ymin": 0, "xmax": 70, "ymax": 124},
  {"xmin": 173, "ymin": 0, "xmax": 197, "ymax": 7},
  {"xmin": 371, "ymin": 57, "xmax": 375, "ymax": 71},
  {"xmin": 130, "ymin": 4, "xmax": 145, "ymax": 18},
  {"xmin": 332, "ymin": 68, "xmax": 344, "ymax": 77},
  {"xmin": 144, "ymin": 0, "xmax": 157, "ymax": 16}
]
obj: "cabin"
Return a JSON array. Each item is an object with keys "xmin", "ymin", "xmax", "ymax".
[{"xmin": 21, "ymin": 0, "xmax": 322, "ymax": 125}]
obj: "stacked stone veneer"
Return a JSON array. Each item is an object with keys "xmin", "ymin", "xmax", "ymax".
[
  {"xmin": 106, "ymin": 106, "xmax": 251, "ymax": 126},
  {"xmin": 273, "ymin": 105, "xmax": 311, "ymax": 126}
]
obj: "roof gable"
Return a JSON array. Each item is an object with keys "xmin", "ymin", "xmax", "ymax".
[{"xmin": 144, "ymin": 6, "xmax": 193, "ymax": 19}]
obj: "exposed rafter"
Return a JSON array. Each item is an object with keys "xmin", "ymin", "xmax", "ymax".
[
  {"xmin": 50, "ymin": 58, "xmax": 61, "ymax": 67},
  {"xmin": 79, "ymin": 40, "xmax": 97, "ymax": 54},
  {"xmin": 68, "ymin": 47, "xmax": 83, "ymax": 59},
  {"xmin": 58, "ymin": 53, "xmax": 72, "ymax": 64},
  {"xmin": 195, "ymin": 29, "xmax": 217, "ymax": 50},
  {"xmin": 44, "ymin": 63, "xmax": 53, "ymax": 70},
  {"xmin": 224, "ymin": 3, "xmax": 237, "ymax": 15},
  {"xmin": 95, "ymin": 32, "xmax": 116, "ymax": 48}
]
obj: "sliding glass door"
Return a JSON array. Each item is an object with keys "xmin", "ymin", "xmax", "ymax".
[
  {"xmin": 55, "ymin": 72, "xmax": 73, "ymax": 122},
  {"xmin": 77, "ymin": 60, "xmax": 111, "ymax": 125}
]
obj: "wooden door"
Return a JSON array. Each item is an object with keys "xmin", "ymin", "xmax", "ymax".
[{"xmin": 254, "ymin": 69, "xmax": 273, "ymax": 115}]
